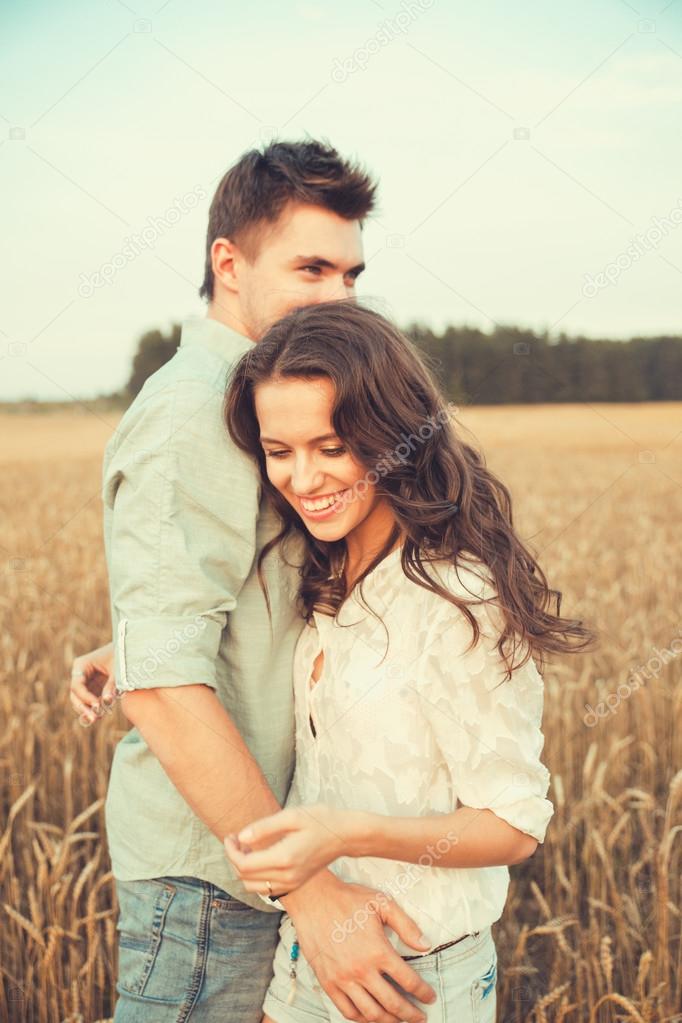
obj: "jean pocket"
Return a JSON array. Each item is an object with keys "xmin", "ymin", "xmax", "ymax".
[
  {"xmin": 116, "ymin": 879, "xmax": 185, "ymax": 1002},
  {"xmin": 469, "ymin": 945, "xmax": 497, "ymax": 1023},
  {"xmin": 210, "ymin": 894, "xmax": 255, "ymax": 913}
]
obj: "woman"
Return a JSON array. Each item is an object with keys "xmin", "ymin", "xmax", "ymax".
[{"xmin": 222, "ymin": 299, "xmax": 593, "ymax": 1023}]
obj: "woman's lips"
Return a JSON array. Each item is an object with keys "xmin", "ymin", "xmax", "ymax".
[{"xmin": 298, "ymin": 488, "xmax": 351, "ymax": 520}]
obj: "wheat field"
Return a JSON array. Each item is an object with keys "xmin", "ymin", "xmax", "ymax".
[{"xmin": 1, "ymin": 404, "xmax": 680, "ymax": 1023}]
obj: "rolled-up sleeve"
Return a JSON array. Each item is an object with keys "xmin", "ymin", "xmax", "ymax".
[
  {"xmin": 103, "ymin": 377, "xmax": 260, "ymax": 693},
  {"xmin": 416, "ymin": 595, "xmax": 554, "ymax": 845}
]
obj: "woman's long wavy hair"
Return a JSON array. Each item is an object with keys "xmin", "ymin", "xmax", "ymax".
[{"xmin": 224, "ymin": 299, "xmax": 595, "ymax": 681}]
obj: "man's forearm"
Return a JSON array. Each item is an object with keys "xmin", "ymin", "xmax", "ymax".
[{"xmin": 121, "ymin": 683, "xmax": 281, "ymax": 840}]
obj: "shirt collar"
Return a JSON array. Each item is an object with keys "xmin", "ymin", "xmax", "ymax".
[
  {"xmin": 313, "ymin": 545, "xmax": 405, "ymax": 631},
  {"xmin": 179, "ymin": 314, "xmax": 254, "ymax": 362}
]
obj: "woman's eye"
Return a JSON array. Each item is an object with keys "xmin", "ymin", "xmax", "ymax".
[
  {"xmin": 264, "ymin": 450, "xmax": 289, "ymax": 459},
  {"xmin": 322, "ymin": 447, "xmax": 346, "ymax": 457}
]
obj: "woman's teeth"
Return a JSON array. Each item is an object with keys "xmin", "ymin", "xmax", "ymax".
[{"xmin": 300, "ymin": 490, "xmax": 348, "ymax": 512}]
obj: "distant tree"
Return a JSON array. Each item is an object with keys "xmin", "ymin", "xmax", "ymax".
[
  {"xmin": 124, "ymin": 320, "xmax": 682, "ymax": 405},
  {"xmin": 126, "ymin": 324, "xmax": 181, "ymax": 398},
  {"xmin": 403, "ymin": 324, "xmax": 682, "ymax": 404}
]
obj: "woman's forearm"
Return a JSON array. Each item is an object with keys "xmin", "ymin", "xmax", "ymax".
[{"xmin": 344, "ymin": 806, "xmax": 538, "ymax": 869}]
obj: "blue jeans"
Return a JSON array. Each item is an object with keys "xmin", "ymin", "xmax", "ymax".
[{"xmin": 113, "ymin": 875, "xmax": 281, "ymax": 1022}]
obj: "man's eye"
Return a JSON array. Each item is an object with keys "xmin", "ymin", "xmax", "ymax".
[
  {"xmin": 301, "ymin": 266, "xmax": 322, "ymax": 275},
  {"xmin": 322, "ymin": 447, "xmax": 346, "ymax": 457}
]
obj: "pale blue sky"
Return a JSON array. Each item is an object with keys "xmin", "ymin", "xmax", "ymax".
[{"xmin": 1, "ymin": 0, "xmax": 681, "ymax": 400}]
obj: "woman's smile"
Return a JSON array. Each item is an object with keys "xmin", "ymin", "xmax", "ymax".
[{"xmin": 297, "ymin": 488, "xmax": 352, "ymax": 519}]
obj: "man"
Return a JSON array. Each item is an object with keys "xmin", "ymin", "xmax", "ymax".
[{"xmin": 70, "ymin": 139, "xmax": 437, "ymax": 1023}]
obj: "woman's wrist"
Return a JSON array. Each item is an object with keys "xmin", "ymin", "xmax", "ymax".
[{"xmin": 341, "ymin": 809, "xmax": 385, "ymax": 858}]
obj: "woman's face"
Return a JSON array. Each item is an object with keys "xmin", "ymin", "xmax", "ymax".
[{"xmin": 254, "ymin": 375, "xmax": 390, "ymax": 544}]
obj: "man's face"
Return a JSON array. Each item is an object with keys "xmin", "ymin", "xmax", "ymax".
[{"xmin": 232, "ymin": 202, "xmax": 366, "ymax": 339}]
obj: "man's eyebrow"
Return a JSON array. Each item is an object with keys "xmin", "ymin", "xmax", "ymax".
[
  {"xmin": 260, "ymin": 432, "xmax": 340, "ymax": 445},
  {"xmin": 292, "ymin": 255, "xmax": 366, "ymax": 275}
]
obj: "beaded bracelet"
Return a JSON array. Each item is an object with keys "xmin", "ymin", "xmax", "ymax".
[
  {"xmin": 266, "ymin": 894, "xmax": 298, "ymax": 1005},
  {"xmin": 286, "ymin": 933, "xmax": 300, "ymax": 1005}
]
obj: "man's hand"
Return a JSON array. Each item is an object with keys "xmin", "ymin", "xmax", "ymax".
[
  {"xmin": 281, "ymin": 870, "xmax": 437, "ymax": 1023},
  {"xmin": 69, "ymin": 641, "xmax": 115, "ymax": 724}
]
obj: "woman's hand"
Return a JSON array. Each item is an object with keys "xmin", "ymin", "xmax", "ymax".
[
  {"xmin": 223, "ymin": 804, "xmax": 363, "ymax": 894},
  {"xmin": 69, "ymin": 640, "xmax": 116, "ymax": 725}
]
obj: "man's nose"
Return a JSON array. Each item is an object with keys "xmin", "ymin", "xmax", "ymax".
[{"xmin": 314, "ymin": 275, "xmax": 353, "ymax": 303}]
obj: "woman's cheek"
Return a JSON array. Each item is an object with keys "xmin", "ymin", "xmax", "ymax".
[
  {"xmin": 267, "ymin": 464, "xmax": 288, "ymax": 495},
  {"xmin": 345, "ymin": 458, "xmax": 367, "ymax": 489}
]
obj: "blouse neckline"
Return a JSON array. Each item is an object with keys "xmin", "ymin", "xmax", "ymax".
[{"xmin": 312, "ymin": 544, "xmax": 405, "ymax": 630}]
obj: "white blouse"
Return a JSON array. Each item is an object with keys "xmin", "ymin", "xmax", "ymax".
[{"xmin": 275, "ymin": 545, "xmax": 554, "ymax": 954}]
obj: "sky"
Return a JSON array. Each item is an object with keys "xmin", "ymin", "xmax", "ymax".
[{"xmin": 1, "ymin": 0, "xmax": 682, "ymax": 400}]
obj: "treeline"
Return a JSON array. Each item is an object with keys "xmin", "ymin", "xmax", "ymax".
[
  {"xmin": 409, "ymin": 324, "xmax": 682, "ymax": 404},
  {"xmin": 126, "ymin": 322, "xmax": 682, "ymax": 403},
  {"xmin": 127, "ymin": 325, "xmax": 182, "ymax": 398}
]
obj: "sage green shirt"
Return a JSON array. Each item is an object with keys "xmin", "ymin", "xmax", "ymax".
[{"xmin": 102, "ymin": 315, "xmax": 305, "ymax": 911}]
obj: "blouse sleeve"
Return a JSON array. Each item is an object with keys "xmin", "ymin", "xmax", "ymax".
[{"xmin": 415, "ymin": 572, "xmax": 554, "ymax": 845}]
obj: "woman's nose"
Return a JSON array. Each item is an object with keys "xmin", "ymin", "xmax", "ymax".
[{"xmin": 291, "ymin": 460, "xmax": 325, "ymax": 494}]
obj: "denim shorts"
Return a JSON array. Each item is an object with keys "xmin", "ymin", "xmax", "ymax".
[
  {"xmin": 263, "ymin": 912, "xmax": 497, "ymax": 1023},
  {"xmin": 113, "ymin": 875, "xmax": 281, "ymax": 1023}
]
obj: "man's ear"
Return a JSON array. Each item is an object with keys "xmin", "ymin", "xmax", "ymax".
[{"xmin": 211, "ymin": 236, "xmax": 240, "ymax": 295}]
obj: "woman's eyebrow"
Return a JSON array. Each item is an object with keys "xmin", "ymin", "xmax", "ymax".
[{"xmin": 260, "ymin": 432, "xmax": 340, "ymax": 445}]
